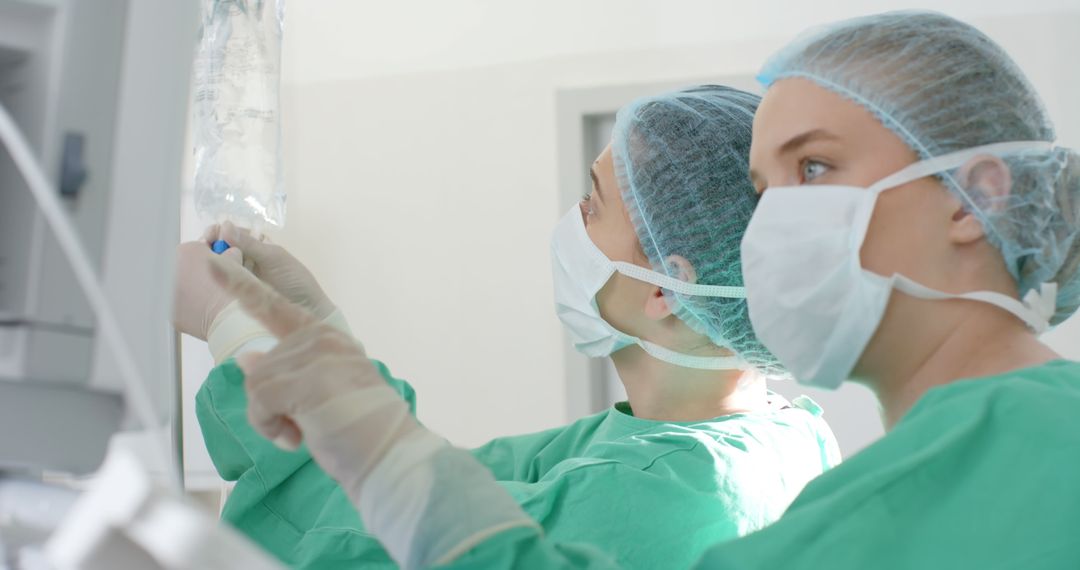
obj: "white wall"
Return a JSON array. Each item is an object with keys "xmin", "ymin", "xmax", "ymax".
[
  {"xmin": 277, "ymin": 42, "xmax": 769, "ymax": 447},
  {"xmin": 281, "ymin": 0, "xmax": 1079, "ymax": 84},
  {"xmin": 263, "ymin": 3, "xmax": 1080, "ymax": 449}
]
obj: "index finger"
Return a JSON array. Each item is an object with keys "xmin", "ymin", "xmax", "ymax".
[
  {"xmin": 220, "ymin": 221, "xmax": 250, "ymax": 247},
  {"xmin": 221, "ymin": 222, "xmax": 277, "ymax": 265},
  {"xmin": 207, "ymin": 254, "xmax": 317, "ymax": 338},
  {"xmin": 200, "ymin": 223, "xmax": 222, "ymax": 244}
]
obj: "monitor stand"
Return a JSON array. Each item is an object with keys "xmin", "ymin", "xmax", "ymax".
[{"xmin": 0, "ymin": 380, "xmax": 123, "ymax": 475}]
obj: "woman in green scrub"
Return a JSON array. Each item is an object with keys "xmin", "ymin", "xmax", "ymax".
[
  {"xmin": 433, "ymin": 11, "xmax": 1080, "ymax": 569},
  {"xmin": 173, "ymin": 85, "xmax": 839, "ymax": 569},
  {"xmin": 697, "ymin": 10, "xmax": 1080, "ymax": 568}
]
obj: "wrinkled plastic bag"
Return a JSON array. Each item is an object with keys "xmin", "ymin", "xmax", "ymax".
[{"xmin": 193, "ymin": 0, "xmax": 286, "ymax": 230}]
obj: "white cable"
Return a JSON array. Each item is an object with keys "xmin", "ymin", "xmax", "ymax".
[{"xmin": 0, "ymin": 103, "xmax": 179, "ymax": 491}]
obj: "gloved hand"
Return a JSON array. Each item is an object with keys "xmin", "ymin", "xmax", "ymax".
[
  {"xmin": 172, "ymin": 240, "xmax": 242, "ymax": 340},
  {"xmin": 205, "ymin": 253, "xmax": 427, "ymax": 483},
  {"xmin": 206, "ymin": 222, "xmax": 337, "ymax": 320},
  {"xmin": 206, "ymin": 255, "xmax": 536, "ymax": 569}
]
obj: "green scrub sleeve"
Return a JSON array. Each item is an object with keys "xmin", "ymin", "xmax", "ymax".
[
  {"xmin": 439, "ymin": 524, "xmax": 622, "ymax": 569},
  {"xmin": 195, "ymin": 358, "xmax": 417, "ymax": 484},
  {"xmin": 446, "ymin": 448, "xmax": 746, "ymax": 570}
]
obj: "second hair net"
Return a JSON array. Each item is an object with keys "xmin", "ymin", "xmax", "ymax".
[
  {"xmin": 611, "ymin": 85, "xmax": 786, "ymax": 377},
  {"xmin": 757, "ymin": 10, "xmax": 1080, "ymax": 325}
]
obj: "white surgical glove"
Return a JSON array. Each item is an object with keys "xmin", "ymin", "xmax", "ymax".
[
  {"xmin": 209, "ymin": 222, "xmax": 337, "ymax": 320},
  {"xmin": 207, "ymin": 256, "xmax": 537, "ymax": 569},
  {"xmin": 172, "ymin": 239, "xmax": 242, "ymax": 340}
]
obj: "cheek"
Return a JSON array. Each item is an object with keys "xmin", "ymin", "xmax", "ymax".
[
  {"xmin": 588, "ymin": 213, "xmax": 652, "ymax": 331},
  {"xmin": 596, "ymin": 273, "xmax": 650, "ymax": 333},
  {"xmin": 588, "ymin": 218, "xmax": 639, "ymax": 264},
  {"xmin": 859, "ymin": 184, "xmax": 950, "ymax": 276},
  {"xmin": 595, "ymin": 276, "xmax": 619, "ymax": 317}
]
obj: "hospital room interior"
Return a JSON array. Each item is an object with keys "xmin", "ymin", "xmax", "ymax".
[{"xmin": 2, "ymin": 0, "xmax": 1080, "ymax": 568}]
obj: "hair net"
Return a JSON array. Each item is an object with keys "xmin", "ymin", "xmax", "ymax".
[
  {"xmin": 611, "ymin": 85, "xmax": 786, "ymax": 376},
  {"xmin": 758, "ymin": 10, "xmax": 1080, "ymax": 325}
]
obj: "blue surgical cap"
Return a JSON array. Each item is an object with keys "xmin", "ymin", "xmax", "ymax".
[
  {"xmin": 612, "ymin": 85, "xmax": 786, "ymax": 376},
  {"xmin": 759, "ymin": 10, "xmax": 1080, "ymax": 325}
]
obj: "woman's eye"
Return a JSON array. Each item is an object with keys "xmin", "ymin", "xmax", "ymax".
[{"xmin": 801, "ymin": 160, "xmax": 829, "ymax": 183}]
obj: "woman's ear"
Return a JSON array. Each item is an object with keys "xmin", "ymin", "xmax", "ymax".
[
  {"xmin": 949, "ymin": 155, "xmax": 1013, "ymax": 245},
  {"xmin": 643, "ymin": 255, "xmax": 697, "ymax": 320},
  {"xmin": 959, "ymin": 155, "xmax": 1013, "ymax": 205}
]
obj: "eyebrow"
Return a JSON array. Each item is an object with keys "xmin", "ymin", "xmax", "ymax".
[
  {"xmin": 589, "ymin": 164, "xmax": 604, "ymax": 204},
  {"xmin": 778, "ymin": 128, "xmax": 840, "ymax": 156}
]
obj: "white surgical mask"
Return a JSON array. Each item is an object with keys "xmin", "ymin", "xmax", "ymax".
[
  {"xmin": 551, "ymin": 206, "xmax": 747, "ymax": 370},
  {"xmin": 741, "ymin": 141, "xmax": 1058, "ymax": 389}
]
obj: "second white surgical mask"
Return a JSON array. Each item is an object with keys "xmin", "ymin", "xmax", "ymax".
[
  {"xmin": 741, "ymin": 141, "xmax": 1058, "ymax": 389},
  {"xmin": 550, "ymin": 206, "xmax": 747, "ymax": 370}
]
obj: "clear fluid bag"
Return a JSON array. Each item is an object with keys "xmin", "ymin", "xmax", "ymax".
[{"xmin": 193, "ymin": 0, "xmax": 286, "ymax": 231}]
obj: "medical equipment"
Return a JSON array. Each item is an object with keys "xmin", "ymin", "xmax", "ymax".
[
  {"xmin": 193, "ymin": 0, "xmax": 287, "ymax": 238},
  {"xmin": 0, "ymin": 0, "xmax": 186, "ymax": 481},
  {"xmin": 0, "ymin": 1, "xmax": 285, "ymax": 566},
  {"xmin": 44, "ymin": 448, "xmax": 284, "ymax": 570}
]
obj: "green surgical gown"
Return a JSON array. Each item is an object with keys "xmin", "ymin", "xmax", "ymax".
[
  {"xmin": 446, "ymin": 359, "xmax": 1080, "ymax": 569},
  {"xmin": 196, "ymin": 360, "xmax": 839, "ymax": 569}
]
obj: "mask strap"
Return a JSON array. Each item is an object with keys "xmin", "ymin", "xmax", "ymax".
[
  {"xmin": 638, "ymin": 340, "xmax": 748, "ymax": 370},
  {"xmin": 852, "ymin": 140, "xmax": 1056, "ymax": 253},
  {"xmin": 893, "ymin": 276, "xmax": 1055, "ymax": 333},
  {"xmin": 867, "ymin": 140, "xmax": 1054, "ymax": 195},
  {"xmin": 612, "ymin": 261, "xmax": 746, "ymax": 298}
]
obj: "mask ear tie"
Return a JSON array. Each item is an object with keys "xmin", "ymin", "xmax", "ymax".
[{"xmin": 1022, "ymin": 282, "xmax": 1057, "ymax": 332}]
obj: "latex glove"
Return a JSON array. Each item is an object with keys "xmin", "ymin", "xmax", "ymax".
[
  {"xmin": 206, "ymin": 222, "xmax": 336, "ymax": 320},
  {"xmin": 172, "ymin": 240, "xmax": 242, "ymax": 340},
  {"xmin": 204, "ymin": 252, "xmax": 418, "ymax": 477},
  {"xmin": 207, "ymin": 255, "xmax": 536, "ymax": 569}
]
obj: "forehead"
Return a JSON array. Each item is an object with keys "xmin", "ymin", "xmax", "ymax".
[
  {"xmin": 753, "ymin": 78, "xmax": 918, "ymax": 172},
  {"xmin": 752, "ymin": 79, "xmax": 871, "ymax": 152},
  {"xmin": 749, "ymin": 78, "xmax": 921, "ymax": 188},
  {"xmin": 595, "ymin": 144, "xmax": 631, "ymax": 209}
]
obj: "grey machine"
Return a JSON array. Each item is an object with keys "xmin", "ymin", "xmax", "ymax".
[
  {"xmin": 0, "ymin": 2, "xmax": 290, "ymax": 567},
  {"xmin": 0, "ymin": 0, "xmax": 194, "ymax": 481}
]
